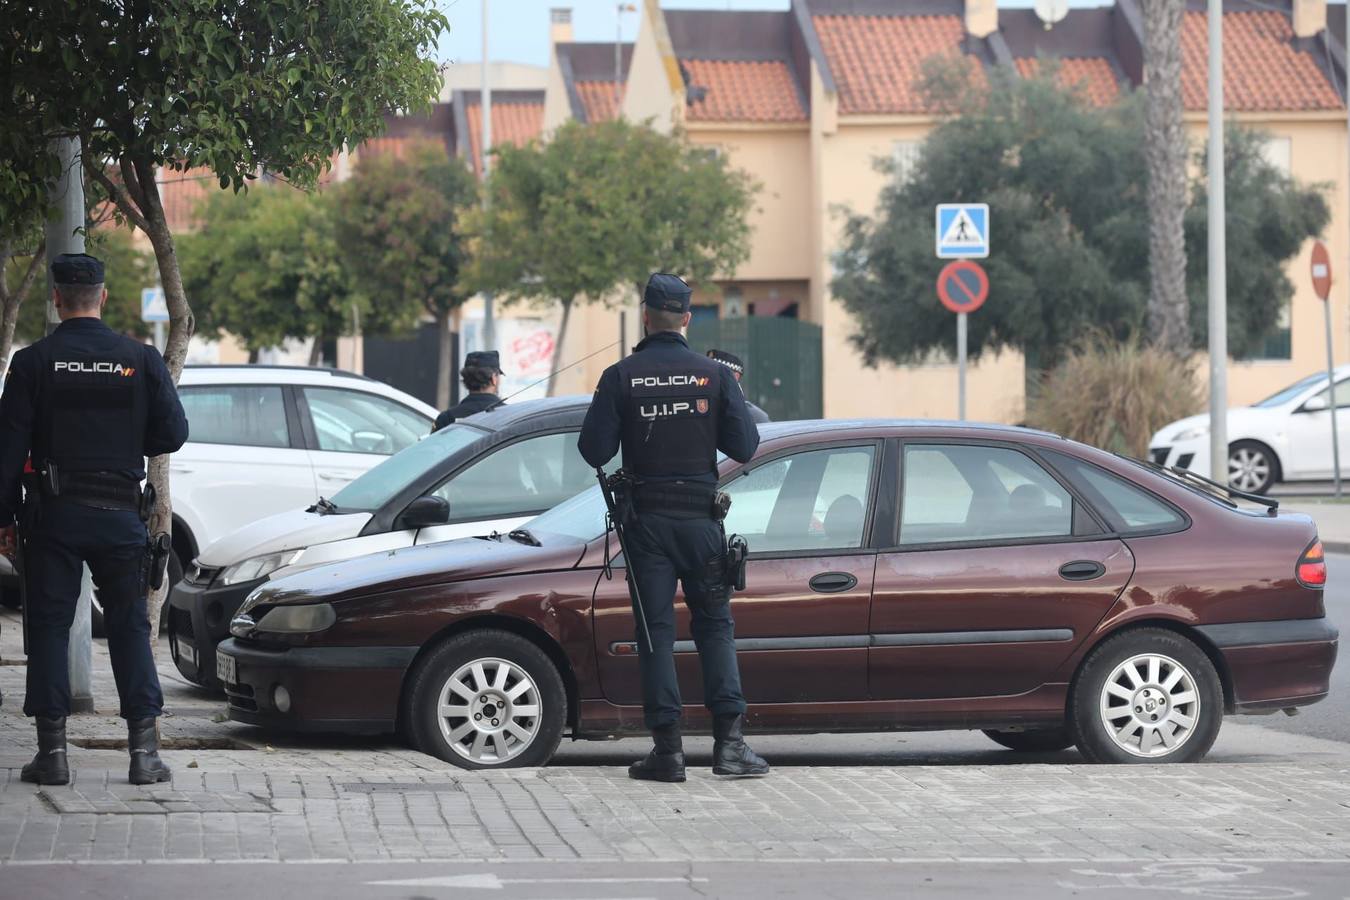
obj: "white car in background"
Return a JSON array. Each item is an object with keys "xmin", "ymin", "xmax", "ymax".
[{"xmin": 1149, "ymin": 366, "xmax": 1350, "ymax": 494}]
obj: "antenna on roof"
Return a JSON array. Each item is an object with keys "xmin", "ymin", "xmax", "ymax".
[{"xmin": 1034, "ymin": 0, "xmax": 1068, "ymax": 30}]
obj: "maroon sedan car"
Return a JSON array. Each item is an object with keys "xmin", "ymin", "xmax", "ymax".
[{"xmin": 217, "ymin": 420, "xmax": 1337, "ymax": 768}]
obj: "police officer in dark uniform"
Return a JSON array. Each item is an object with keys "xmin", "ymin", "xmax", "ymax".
[
  {"xmin": 579, "ymin": 273, "xmax": 768, "ymax": 782},
  {"xmin": 0, "ymin": 253, "xmax": 188, "ymax": 786},
  {"xmin": 432, "ymin": 350, "xmax": 504, "ymax": 432},
  {"xmin": 706, "ymin": 349, "xmax": 770, "ymax": 424}
]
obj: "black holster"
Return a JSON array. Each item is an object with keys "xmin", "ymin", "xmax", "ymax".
[{"xmin": 144, "ymin": 533, "xmax": 172, "ymax": 594}]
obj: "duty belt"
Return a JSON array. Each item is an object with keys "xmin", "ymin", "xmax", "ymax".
[
  {"xmin": 631, "ymin": 481, "xmax": 717, "ymax": 518},
  {"xmin": 44, "ymin": 469, "xmax": 142, "ymax": 511}
]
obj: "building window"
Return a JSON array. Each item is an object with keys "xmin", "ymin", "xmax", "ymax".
[
  {"xmin": 1259, "ymin": 136, "xmax": 1291, "ymax": 175},
  {"xmin": 891, "ymin": 141, "xmax": 921, "ymax": 183}
]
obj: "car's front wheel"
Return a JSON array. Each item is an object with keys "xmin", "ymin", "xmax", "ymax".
[
  {"xmin": 404, "ymin": 629, "xmax": 566, "ymax": 769},
  {"xmin": 1069, "ymin": 628, "xmax": 1223, "ymax": 764},
  {"xmin": 982, "ymin": 727, "xmax": 1074, "ymax": 753},
  {"xmin": 1228, "ymin": 440, "xmax": 1279, "ymax": 495}
]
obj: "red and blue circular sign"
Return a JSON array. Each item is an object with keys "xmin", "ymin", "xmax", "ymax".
[{"xmin": 936, "ymin": 259, "xmax": 989, "ymax": 314}]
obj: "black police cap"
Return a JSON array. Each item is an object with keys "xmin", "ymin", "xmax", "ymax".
[
  {"xmin": 707, "ymin": 349, "xmax": 745, "ymax": 376},
  {"xmin": 51, "ymin": 253, "xmax": 105, "ymax": 285},
  {"xmin": 464, "ymin": 350, "xmax": 504, "ymax": 374},
  {"xmin": 643, "ymin": 272, "xmax": 692, "ymax": 314}
]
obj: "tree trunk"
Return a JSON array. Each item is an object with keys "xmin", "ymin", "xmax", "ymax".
[
  {"xmin": 435, "ymin": 307, "xmax": 452, "ymax": 409},
  {"xmin": 308, "ymin": 334, "xmax": 323, "ymax": 367},
  {"xmin": 248, "ymin": 347, "xmax": 260, "ymax": 364},
  {"xmin": 1143, "ymin": 0, "xmax": 1190, "ymax": 355},
  {"xmin": 546, "ymin": 297, "xmax": 574, "ymax": 398},
  {"xmin": 0, "ymin": 239, "xmax": 45, "ymax": 382}
]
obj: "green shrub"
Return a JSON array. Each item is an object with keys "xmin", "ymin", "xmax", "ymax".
[{"xmin": 1026, "ymin": 336, "xmax": 1201, "ymax": 457}]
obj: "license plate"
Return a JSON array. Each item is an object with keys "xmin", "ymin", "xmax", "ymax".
[{"xmin": 216, "ymin": 652, "xmax": 237, "ymax": 685}]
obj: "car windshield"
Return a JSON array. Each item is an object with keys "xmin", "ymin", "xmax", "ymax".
[
  {"xmin": 524, "ymin": 485, "xmax": 609, "ymax": 543},
  {"xmin": 330, "ymin": 424, "xmax": 487, "ymax": 511},
  {"xmin": 1251, "ymin": 372, "xmax": 1327, "ymax": 408}
]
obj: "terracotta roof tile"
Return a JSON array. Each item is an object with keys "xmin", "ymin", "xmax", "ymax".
[
  {"xmin": 465, "ymin": 100, "xmax": 544, "ymax": 176},
  {"xmin": 1014, "ymin": 57, "xmax": 1120, "ymax": 106},
  {"xmin": 682, "ymin": 59, "xmax": 806, "ymax": 122},
  {"xmin": 813, "ymin": 14, "xmax": 983, "ymax": 115},
  {"xmin": 575, "ymin": 80, "xmax": 624, "ymax": 123},
  {"xmin": 1180, "ymin": 10, "xmax": 1341, "ymax": 111},
  {"xmin": 357, "ymin": 136, "xmax": 416, "ymax": 161}
]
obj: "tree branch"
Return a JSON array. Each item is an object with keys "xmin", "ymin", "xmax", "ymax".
[
  {"xmin": 119, "ymin": 156, "xmax": 148, "ymax": 215},
  {"xmin": 84, "ymin": 158, "xmax": 151, "ymax": 233}
]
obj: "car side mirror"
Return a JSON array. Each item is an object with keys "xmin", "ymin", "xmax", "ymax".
[
  {"xmin": 396, "ymin": 496, "xmax": 450, "ymax": 530},
  {"xmin": 352, "ymin": 430, "xmax": 388, "ymax": 453},
  {"xmin": 1302, "ymin": 395, "xmax": 1330, "ymax": 413}
]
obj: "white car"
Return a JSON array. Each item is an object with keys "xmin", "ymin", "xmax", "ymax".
[
  {"xmin": 1149, "ymin": 366, "xmax": 1350, "ymax": 494},
  {"xmin": 167, "ymin": 396, "xmax": 596, "ymax": 690}
]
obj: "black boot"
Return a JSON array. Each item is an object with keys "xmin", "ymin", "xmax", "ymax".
[
  {"xmin": 127, "ymin": 718, "xmax": 172, "ymax": 786},
  {"xmin": 712, "ymin": 713, "xmax": 769, "ymax": 776},
  {"xmin": 21, "ymin": 716, "xmax": 70, "ymax": 785},
  {"xmin": 628, "ymin": 723, "xmax": 686, "ymax": 783}
]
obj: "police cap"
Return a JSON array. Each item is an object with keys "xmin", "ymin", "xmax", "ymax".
[
  {"xmin": 464, "ymin": 350, "xmax": 504, "ymax": 374},
  {"xmin": 706, "ymin": 349, "xmax": 745, "ymax": 377},
  {"xmin": 51, "ymin": 253, "xmax": 105, "ymax": 285},
  {"xmin": 643, "ymin": 272, "xmax": 692, "ymax": 314}
]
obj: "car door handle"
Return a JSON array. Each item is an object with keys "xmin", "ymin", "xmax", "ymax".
[
  {"xmin": 318, "ymin": 472, "xmax": 355, "ymax": 482},
  {"xmin": 1059, "ymin": 560, "xmax": 1106, "ymax": 581},
  {"xmin": 809, "ymin": 572, "xmax": 857, "ymax": 593}
]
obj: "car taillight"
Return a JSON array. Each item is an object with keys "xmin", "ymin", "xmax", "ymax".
[{"xmin": 1297, "ymin": 539, "xmax": 1326, "ymax": 588}]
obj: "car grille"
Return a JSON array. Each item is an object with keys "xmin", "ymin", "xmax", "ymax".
[
  {"xmin": 1150, "ymin": 447, "xmax": 1171, "ymax": 466},
  {"xmin": 169, "ymin": 606, "xmax": 193, "ymax": 640},
  {"xmin": 1176, "ymin": 452, "xmax": 1194, "ymax": 470},
  {"xmin": 186, "ymin": 563, "xmax": 219, "ymax": 586},
  {"xmin": 225, "ymin": 682, "xmax": 257, "ymax": 713}
]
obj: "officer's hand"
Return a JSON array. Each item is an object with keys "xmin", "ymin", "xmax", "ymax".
[{"xmin": 0, "ymin": 526, "xmax": 14, "ymax": 562}]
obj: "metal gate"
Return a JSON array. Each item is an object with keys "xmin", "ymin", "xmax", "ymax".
[
  {"xmin": 687, "ymin": 317, "xmax": 822, "ymax": 421},
  {"xmin": 363, "ymin": 324, "xmax": 459, "ymax": 408}
]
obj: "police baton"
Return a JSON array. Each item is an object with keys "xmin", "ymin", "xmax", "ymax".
[{"xmin": 595, "ymin": 468, "xmax": 653, "ymax": 655}]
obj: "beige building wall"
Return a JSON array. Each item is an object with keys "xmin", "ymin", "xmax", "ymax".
[
  {"xmin": 622, "ymin": 0, "xmax": 682, "ymax": 131},
  {"xmin": 543, "ymin": 51, "xmax": 572, "ymax": 133}
]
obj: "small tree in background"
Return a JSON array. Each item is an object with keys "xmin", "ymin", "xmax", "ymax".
[
  {"xmin": 467, "ymin": 119, "xmax": 757, "ymax": 395},
  {"xmin": 1, "ymin": 0, "xmax": 446, "ymax": 637},
  {"xmin": 334, "ymin": 141, "xmax": 478, "ymax": 409},
  {"xmin": 832, "ymin": 62, "xmax": 1329, "ymax": 381},
  {"xmin": 179, "ymin": 187, "xmax": 362, "ymax": 362},
  {"xmin": 0, "ymin": 219, "xmax": 44, "ymax": 381}
]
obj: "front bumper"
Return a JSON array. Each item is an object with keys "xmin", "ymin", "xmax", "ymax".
[
  {"xmin": 1148, "ymin": 440, "xmax": 1209, "ymax": 473},
  {"xmin": 1196, "ymin": 617, "xmax": 1339, "ymax": 713},
  {"xmin": 167, "ymin": 576, "xmax": 261, "ymax": 690},
  {"xmin": 217, "ymin": 637, "xmax": 415, "ymax": 734}
]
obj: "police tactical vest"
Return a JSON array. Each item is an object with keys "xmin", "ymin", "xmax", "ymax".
[
  {"xmin": 31, "ymin": 336, "xmax": 150, "ymax": 473},
  {"xmin": 617, "ymin": 346, "xmax": 724, "ymax": 478}
]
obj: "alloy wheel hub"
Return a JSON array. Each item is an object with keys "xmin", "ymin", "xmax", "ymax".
[
  {"xmin": 436, "ymin": 658, "xmax": 541, "ymax": 764},
  {"xmin": 1099, "ymin": 652, "xmax": 1200, "ymax": 758}
]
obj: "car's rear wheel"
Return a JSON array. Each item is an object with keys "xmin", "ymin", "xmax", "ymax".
[
  {"xmin": 982, "ymin": 727, "xmax": 1073, "ymax": 753},
  {"xmin": 1070, "ymin": 628, "xmax": 1223, "ymax": 764},
  {"xmin": 404, "ymin": 629, "xmax": 566, "ymax": 770},
  {"xmin": 1228, "ymin": 440, "xmax": 1278, "ymax": 495}
]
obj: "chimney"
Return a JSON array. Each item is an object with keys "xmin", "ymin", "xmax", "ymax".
[
  {"xmin": 1292, "ymin": 0, "xmax": 1326, "ymax": 38},
  {"xmin": 550, "ymin": 7, "xmax": 574, "ymax": 45},
  {"xmin": 965, "ymin": 0, "xmax": 997, "ymax": 39}
]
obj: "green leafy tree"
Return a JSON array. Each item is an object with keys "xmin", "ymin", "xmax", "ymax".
[
  {"xmin": 0, "ymin": 0, "xmax": 446, "ymax": 630},
  {"xmin": 334, "ymin": 141, "xmax": 477, "ymax": 409},
  {"xmin": 467, "ymin": 119, "xmax": 758, "ymax": 395},
  {"xmin": 178, "ymin": 186, "xmax": 361, "ymax": 362},
  {"xmin": 0, "ymin": 220, "xmax": 44, "ymax": 380},
  {"xmin": 832, "ymin": 62, "xmax": 1329, "ymax": 379}
]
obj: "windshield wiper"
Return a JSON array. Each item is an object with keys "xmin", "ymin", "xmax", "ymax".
[
  {"xmin": 507, "ymin": 528, "xmax": 541, "ymax": 547},
  {"xmin": 308, "ymin": 496, "xmax": 339, "ymax": 515},
  {"xmin": 1124, "ymin": 455, "xmax": 1278, "ymax": 515}
]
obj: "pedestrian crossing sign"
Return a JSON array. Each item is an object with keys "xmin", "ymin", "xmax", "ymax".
[{"xmin": 935, "ymin": 203, "xmax": 989, "ymax": 259}]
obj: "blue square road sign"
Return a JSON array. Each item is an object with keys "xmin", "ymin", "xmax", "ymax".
[{"xmin": 935, "ymin": 203, "xmax": 989, "ymax": 259}]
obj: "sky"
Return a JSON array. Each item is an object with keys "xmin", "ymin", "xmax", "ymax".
[{"xmin": 436, "ymin": 0, "xmax": 1099, "ymax": 69}]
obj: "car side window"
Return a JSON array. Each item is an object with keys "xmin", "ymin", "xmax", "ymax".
[
  {"xmin": 722, "ymin": 445, "xmax": 876, "ymax": 553},
  {"xmin": 1044, "ymin": 451, "xmax": 1185, "ymax": 533},
  {"xmin": 303, "ymin": 387, "xmax": 429, "ymax": 456},
  {"xmin": 179, "ymin": 385, "xmax": 290, "ymax": 449},
  {"xmin": 1307, "ymin": 379, "xmax": 1350, "ymax": 409},
  {"xmin": 431, "ymin": 432, "xmax": 592, "ymax": 522},
  {"xmin": 899, "ymin": 444, "xmax": 1080, "ymax": 545}
]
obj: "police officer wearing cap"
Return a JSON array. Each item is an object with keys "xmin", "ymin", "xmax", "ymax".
[
  {"xmin": 706, "ymin": 349, "xmax": 770, "ymax": 425},
  {"xmin": 0, "ymin": 253, "xmax": 188, "ymax": 786},
  {"xmin": 432, "ymin": 350, "xmax": 504, "ymax": 432},
  {"xmin": 579, "ymin": 272, "xmax": 768, "ymax": 782}
]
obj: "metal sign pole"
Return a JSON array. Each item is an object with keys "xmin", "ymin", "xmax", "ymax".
[
  {"xmin": 1324, "ymin": 299, "xmax": 1342, "ymax": 498},
  {"xmin": 957, "ymin": 312, "xmax": 967, "ymax": 421}
]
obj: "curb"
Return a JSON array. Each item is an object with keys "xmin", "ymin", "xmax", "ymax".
[{"xmin": 1322, "ymin": 541, "xmax": 1350, "ymax": 555}]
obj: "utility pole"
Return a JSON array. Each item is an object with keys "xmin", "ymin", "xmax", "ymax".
[
  {"xmin": 1206, "ymin": 0, "xmax": 1228, "ymax": 485},
  {"xmin": 43, "ymin": 136, "xmax": 94, "ymax": 714},
  {"xmin": 480, "ymin": 0, "xmax": 495, "ymax": 356}
]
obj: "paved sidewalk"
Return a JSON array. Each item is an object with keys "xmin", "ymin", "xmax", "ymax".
[{"xmin": 2, "ymin": 608, "xmax": 1350, "ymax": 869}]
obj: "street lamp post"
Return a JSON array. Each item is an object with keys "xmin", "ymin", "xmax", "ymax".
[
  {"xmin": 1206, "ymin": 0, "xmax": 1228, "ymax": 485},
  {"xmin": 480, "ymin": 0, "xmax": 495, "ymax": 357}
]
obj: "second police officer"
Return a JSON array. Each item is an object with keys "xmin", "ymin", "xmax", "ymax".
[
  {"xmin": 0, "ymin": 253, "xmax": 188, "ymax": 786},
  {"xmin": 578, "ymin": 273, "xmax": 768, "ymax": 782}
]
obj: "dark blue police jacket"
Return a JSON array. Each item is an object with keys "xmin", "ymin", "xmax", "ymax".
[{"xmin": 578, "ymin": 331, "xmax": 759, "ymax": 484}]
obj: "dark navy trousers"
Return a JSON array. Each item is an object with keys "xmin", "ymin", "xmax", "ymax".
[
  {"xmin": 23, "ymin": 500, "xmax": 162, "ymax": 720},
  {"xmin": 625, "ymin": 513, "xmax": 747, "ymax": 729}
]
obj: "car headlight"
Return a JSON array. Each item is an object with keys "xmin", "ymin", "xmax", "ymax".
[
  {"xmin": 218, "ymin": 550, "xmax": 301, "ymax": 586},
  {"xmin": 1172, "ymin": 425, "xmax": 1209, "ymax": 442},
  {"xmin": 254, "ymin": 603, "xmax": 336, "ymax": 634}
]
